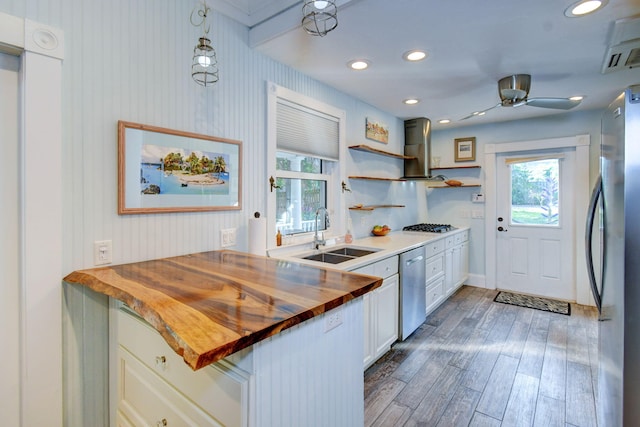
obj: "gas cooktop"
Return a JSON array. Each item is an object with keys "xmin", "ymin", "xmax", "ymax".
[{"xmin": 402, "ymin": 223, "xmax": 455, "ymax": 233}]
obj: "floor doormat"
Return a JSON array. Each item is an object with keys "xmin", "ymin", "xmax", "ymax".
[{"xmin": 493, "ymin": 291, "xmax": 571, "ymax": 316}]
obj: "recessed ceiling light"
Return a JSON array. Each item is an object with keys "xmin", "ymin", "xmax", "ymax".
[
  {"xmin": 569, "ymin": 95, "xmax": 585, "ymax": 101},
  {"xmin": 348, "ymin": 60, "xmax": 369, "ymax": 70},
  {"xmin": 403, "ymin": 50, "xmax": 427, "ymax": 62},
  {"xmin": 403, "ymin": 98, "xmax": 420, "ymax": 105},
  {"xmin": 564, "ymin": 0, "xmax": 608, "ymax": 17},
  {"xmin": 438, "ymin": 119, "xmax": 451, "ymax": 124}
]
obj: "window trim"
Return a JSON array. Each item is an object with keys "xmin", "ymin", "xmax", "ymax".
[{"xmin": 266, "ymin": 82, "xmax": 346, "ymax": 249}]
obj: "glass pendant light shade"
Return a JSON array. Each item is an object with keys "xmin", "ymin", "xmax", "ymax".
[
  {"xmin": 302, "ymin": 0, "xmax": 338, "ymax": 37},
  {"xmin": 192, "ymin": 37, "xmax": 218, "ymax": 87}
]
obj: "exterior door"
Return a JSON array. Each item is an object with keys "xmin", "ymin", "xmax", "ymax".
[
  {"xmin": 495, "ymin": 149, "xmax": 576, "ymax": 300},
  {"xmin": 0, "ymin": 52, "xmax": 20, "ymax": 426}
]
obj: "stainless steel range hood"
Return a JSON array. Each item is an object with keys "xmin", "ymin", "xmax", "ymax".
[{"xmin": 403, "ymin": 117, "xmax": 444, "ymax": 180}]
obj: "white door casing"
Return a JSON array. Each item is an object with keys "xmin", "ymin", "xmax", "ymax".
[
  {"xmin": 495, "ymin": 150, "xmax": 575, "ymax": 300},
  {"xmin": 0, "ymin": 51, "xmax": 20, "ymax": 427},
  {"xmin": 0, "ymin": 12, "xmax": 64, "ymax": 426},
  {"xmin": 484, "ymin": 135, "xmax": 593, "ymax": 305}
]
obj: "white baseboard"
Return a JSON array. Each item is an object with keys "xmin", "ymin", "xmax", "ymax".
[{"xmin": 464, "ymin": 274, "xmax": 493, "ymax": 289}]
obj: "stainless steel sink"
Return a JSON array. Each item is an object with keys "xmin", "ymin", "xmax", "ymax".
[
  {"xmin": 326, "ymin": 247, "xmax": 378, "ymax": 257},
  {"xmin": 298, "ymin": 246, "xmax": 380, "ymax": 264},
  {"xmin": 302, "ymin": 252, "xmax": 354, "ymax": 264}
]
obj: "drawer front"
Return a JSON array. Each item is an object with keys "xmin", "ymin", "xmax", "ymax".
[
  {"xmin": 353, "ymin": 255, "xmax": 399, "ymax": 279},
  {"xmin": 118, "ymin": 347, "xmax": 223, "ymax": 427},
  {"xmin": 374, "ymin": 255, "xmax": 399, "ymax": 278},
  {"xmin": 425, "ymin": 276, "xmax": 445, "ymax": 315},
  {"xmin": 454, "ymin": 230, "xmax": 469, "ymax": 245},
  {"xmin": 426, "ymin": 253, "xmax": 444, "ymax": 280},
  {"xmin": 117, "ymin": 310, "xmax": 248, "ymax": 427},
  {"xmin": 444, "ymin": 236, "xmax": 455, "ymax": 249},
  {"xmin": 424, "ymin": 238, "xmax": 445, "ymax": 258}
]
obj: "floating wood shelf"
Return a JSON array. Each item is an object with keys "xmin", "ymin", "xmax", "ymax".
[
  {"xmin": 349, "ymin": 204, "xmax": 405, "ymax": 211},
  {"xmin": 426, "ymin": 183, "xmax": 482, "ymax": 188},
  {"xmin": 348, "ymin": 145, "xmax": 416, "ymax": 160},
  {"xmin": 430, "ymin": 165, "xmax": 481, "ymax": 171},
  {"xmin": 349, "ymin": 176, "xmax": 407, "ymax": 182}
]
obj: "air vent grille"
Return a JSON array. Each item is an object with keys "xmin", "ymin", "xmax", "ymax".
[
  {"xmin": 602, "ymin": 17, "xmax": 640, "ymax": 74},
  {"xmin": 625, "ymin": 47, "xmax": 640, "ymax": 67}
]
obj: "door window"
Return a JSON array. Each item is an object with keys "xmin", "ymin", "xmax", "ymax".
[{"xmin": 509, "ymin": 158, "xmax": 560, "ymax": 226}]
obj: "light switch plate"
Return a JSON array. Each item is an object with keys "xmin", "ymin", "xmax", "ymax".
[
  {"xmin": 94, "ymin": 240, "xmax": 113, "ymax": 265},
  {"xmin": 220, "ymin": 228, "xmax": 237, "ymax": 248}
]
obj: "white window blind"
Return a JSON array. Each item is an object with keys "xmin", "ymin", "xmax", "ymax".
[{"xmin": 276, "ymin": 99, "xmax": 340, "ymax": 161}]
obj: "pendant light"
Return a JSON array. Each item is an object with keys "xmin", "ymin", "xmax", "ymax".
[
  {"xmin": 302, "ymin": 0, "xmax": 338, "ymax": 37},
  {"xmin": 191, "ymin": 1, "xmax": 218, "ymax": 87}
]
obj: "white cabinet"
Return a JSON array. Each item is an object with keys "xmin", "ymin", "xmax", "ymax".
[
  {"xmin": 114, "ymin": 307, "xmax": 251, "ymax": 427},
  {"xmin": 374, "ymin": 274, "xmax": 399, "ymax": 356},
  {"xmin": 424, "ymin": 229, "xmax": 470, "ymax": 315},
  {"xmin": 354, "ymin": 255, "xmax": 399, "ymax": 370},
  {"xmin": 444, "ymin": 230, "xmax": 469, "ymax": 297},
  {"xmin": 425, "ymin": 238, "xmax": 446, "ymax": 316}
]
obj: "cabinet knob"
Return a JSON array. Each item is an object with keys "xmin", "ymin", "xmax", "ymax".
[
  {"xmin": 155, "ymin": 355, "xmax": 167, "ymax": 369},
  {"xmin": 156, "ymin": 419, "xmax": 167, "ymax": 427}
]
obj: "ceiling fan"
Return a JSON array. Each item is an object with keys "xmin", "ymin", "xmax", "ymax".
[{"xmin": 460, "ymin": 74, "xmax": 582, "ymax": 120}]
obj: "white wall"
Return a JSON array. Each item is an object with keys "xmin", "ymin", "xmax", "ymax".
[{"xmin": 429, "ymin": 110, "xmax": 603, "ymax": 281}]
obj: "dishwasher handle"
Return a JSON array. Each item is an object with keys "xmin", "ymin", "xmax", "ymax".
[{"xmin": 405, "ymin": 255, "xmax": 424, "ymax": 266}]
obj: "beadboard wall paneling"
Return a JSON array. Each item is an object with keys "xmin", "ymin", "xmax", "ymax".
[{"xmin": 0, "ymin": 1, "xmax": 415, "ymax": 424}]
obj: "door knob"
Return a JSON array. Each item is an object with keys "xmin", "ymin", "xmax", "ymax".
[
  {"xmin": 497, "ymin": 217, "xmax": 503, "ymax": 222},
  {"xmin": 497, "ymin": 226, "xmax": 507, "ymax": 232}
]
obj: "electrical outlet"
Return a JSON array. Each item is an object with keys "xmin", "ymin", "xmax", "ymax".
[
  {"xmin": 324, "ymin": 307, "xmax": 343, "ymax": 332},
  {"xmin": 220, "ymin": 228, "xmax": 237, "ymax": 248},
  {"xmin": 93, "ymin": 240, "xmax": 112, "ymax": 266}
]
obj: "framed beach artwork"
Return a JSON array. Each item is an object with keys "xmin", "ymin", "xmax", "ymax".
[
  {"xmin": 118, "ymin": 121, "xmax": 242, "ymax": 214},
  {"xmin": 454, "ymin": 137, "xmax": 476, "ymax": 162},
  {"xmin": 365, "ymin": 118, "xmax": 389, "ymax": 144}
]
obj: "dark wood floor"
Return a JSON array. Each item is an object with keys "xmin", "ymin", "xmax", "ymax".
[{"xmin": 364, "ymin": 286, "xmax": 599, "ymax": 427}]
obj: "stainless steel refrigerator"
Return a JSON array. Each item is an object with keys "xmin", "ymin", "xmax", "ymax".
[{"xmin": 586, "ymin": 84, "xmax": 640, "ymax": 426}]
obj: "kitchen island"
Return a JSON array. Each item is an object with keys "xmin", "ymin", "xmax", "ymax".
[{"xmin": 64, "ymin": 250, "xmax": 382, "ymax": 426}]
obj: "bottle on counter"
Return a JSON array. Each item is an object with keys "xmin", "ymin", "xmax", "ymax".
[
  {"xmin": 345, "ymin": 218, "xmax": 353, "ymax": 244},
  {"xmin": 276, "ymin": 229, "xmax": 282, "ymax": 246}
]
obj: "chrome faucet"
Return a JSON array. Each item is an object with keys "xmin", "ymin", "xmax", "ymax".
[{"xmin": 314, "ymin": 207, "xmax": 330, "ymax": 249}]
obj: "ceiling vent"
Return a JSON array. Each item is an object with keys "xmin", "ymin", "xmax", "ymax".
[{"xmin": 602, "ymin": 16, "xmax": 640, "ymax": 74}]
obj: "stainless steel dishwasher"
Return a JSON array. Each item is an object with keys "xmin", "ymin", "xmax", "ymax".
[{"xmin": 399, "ymin": 246, "xmax": 426, "ymax": 340}]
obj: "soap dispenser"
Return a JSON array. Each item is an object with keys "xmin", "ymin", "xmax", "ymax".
[{"xmin": 345, "ymin": 218, "xmax": 353, "ymax": 243}]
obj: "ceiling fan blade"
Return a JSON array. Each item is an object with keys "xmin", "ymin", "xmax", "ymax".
[
  {"xmin": 459, "ymin": 103, "xmax": 501, "ymax": 121},
  {"xmin": 526, "ymin": 97, "xmax": 582, "ymax": 110}
]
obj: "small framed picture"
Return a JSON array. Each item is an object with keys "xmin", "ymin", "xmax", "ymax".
[{"xmin": 454, "ymin": 137, "xmax": 476, "ymax": 162}]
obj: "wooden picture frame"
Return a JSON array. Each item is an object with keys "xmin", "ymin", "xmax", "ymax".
[
  {"xmin": 454, "ymin": 137, "xmax": 476, "ymax": 162},
  {"xmin": 118, "ymin": 121, "xmax": 242, "ymax": 214}
]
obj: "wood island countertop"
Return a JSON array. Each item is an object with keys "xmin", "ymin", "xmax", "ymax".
[{"xmin": 63, "ymin": 250, "xmax": 382, "ymax": 370}]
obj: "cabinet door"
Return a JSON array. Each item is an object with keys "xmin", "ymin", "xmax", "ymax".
[
  {"xmin": 363, "ymin": 293, "xmax": 374, "ymax": 368},
  {"xmin": 452, "ymin": 246, "xmax": 462, "ymax": 287},
  {"xmin": 444, "ymin": 248, "xmax": 454, "ymax": 296},
  {"xmin": 374, "ymin": 274, "xmax": 399, "ymax": 356},
  {"xmin": 460, "ymin": 242, "xmax": 469, "ymax": 284}
]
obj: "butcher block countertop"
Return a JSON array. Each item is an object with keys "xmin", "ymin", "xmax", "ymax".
[{"xmin": 63, "ymin": 250, "xmax": 382, "ymax": 370}]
